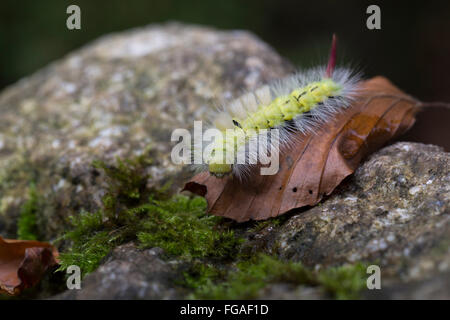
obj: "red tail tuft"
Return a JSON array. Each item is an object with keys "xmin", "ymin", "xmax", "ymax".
[{"xmin": 325, "ymin": 34, "xmax": 337, "ymax": 78}]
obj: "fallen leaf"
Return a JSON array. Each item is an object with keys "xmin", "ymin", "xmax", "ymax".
[
  {"xmin": 184, "ymin": 76, "xmax": 421, "ymax": 221},
  {"xmin": 0, "ymin": 236, "xmax": 59, "ymax": 295}
]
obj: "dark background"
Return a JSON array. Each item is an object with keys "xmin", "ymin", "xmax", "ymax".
[{"xmin": 0, "ymin": 0, "xmax": 449, "ymax": 148}]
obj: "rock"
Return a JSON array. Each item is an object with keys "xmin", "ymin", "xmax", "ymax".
[
  {"xmin": 1, "ymin": 22, "xmax": 448, "ymax": 300},
  {"xmin": 0, "ymin": 23, "xmax": 292, "ymax": 239},
  {"xmin": 364, "ymin": 271, "xmax": 450, "ymax": 300},
  {"xmin": 257, "ymin": 284, "xmax": 324, "ymax": 300},
  {"xmin": 243, "ymin": 142, "xmax": 449, "ymax": 298},
  {"xmin": 53, "ymin": 243, "xmax": 184, "ymax": 299}
]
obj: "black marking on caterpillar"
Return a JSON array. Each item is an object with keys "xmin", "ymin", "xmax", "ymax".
[{"xmin": 191, "ymin": 35, "xmax": 362, "ymax": 180}]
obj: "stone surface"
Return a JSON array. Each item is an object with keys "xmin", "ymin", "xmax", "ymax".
[
  {"xmin": 62, "ymin": 142, "xmax": 448, "ymax": 300},
  {"xmin": 257, "ymin": 284, "xmax": 324, "ymax": 300},
  {"xmin": 54, "ymin": 243, "xmax": 184, "ymax": 299},
  {"xmin": 0, "ymin": 23, "xmax": 292, "ymax": 239},
  {"xmin": 242, "ymin": 142, "xmax": 449, "ymax": 298},
  {"xmin": 364, "ymin": 271, "xmax": 450, "ymax": 300},
  {"xmin": 0, "ymin": 22, "xmax": 448, "ymax": 300}
]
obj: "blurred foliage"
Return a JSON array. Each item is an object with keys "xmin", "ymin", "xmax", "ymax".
[
  {"xmin": 0, "ymin": 0, "xmax": 449, "ymax": 148},
  {"xmin": 0, "ymin": 0, "xmax": 449, "ymax": 101}
]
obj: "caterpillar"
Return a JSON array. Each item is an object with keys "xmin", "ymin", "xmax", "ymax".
[{"xmin": 196, "ymin": 35, "xmax": 361, "ymax": 180}]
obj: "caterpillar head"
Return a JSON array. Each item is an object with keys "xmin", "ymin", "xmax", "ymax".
[
  {"xmin": 208, "ymin": 162, "xmax": 232, "ymax": 178},
  {"xmin": 207, "ymin": 141, "xmax": 234, "ymax": 178}
]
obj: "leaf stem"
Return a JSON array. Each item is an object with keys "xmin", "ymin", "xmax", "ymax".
[{"xmin": 419, "ymin": 101, "xmax": 450, "ymax": 110}]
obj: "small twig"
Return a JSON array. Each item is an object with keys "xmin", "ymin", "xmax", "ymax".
[{"xmin": 419, "ymin": 101, "xmax": 450, "ymax": 110}]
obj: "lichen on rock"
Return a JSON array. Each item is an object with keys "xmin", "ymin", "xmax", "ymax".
[
  {"xmin": 0, "ymin": 23, "xmax": 292, "ymax": 240},
  {"xmin": 0, "ymin": 23, "xmax": 448, "ymax": 300},
  {"xmin": 241, "ymin": 142, "xmax": 449, "ymax": 298}
]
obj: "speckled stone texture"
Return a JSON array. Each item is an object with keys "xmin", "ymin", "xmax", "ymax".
[
  {"xmin": 242, "ymin": 142, "xmax": 449, "ymax": 299},
  {"xmin": 0, "ymin": 23, "xmax": 448, "ymax": 300},
  {"xmin": 53, "ymin": 243, "xmax": 184, "ymax": 300},
  {"xmin": 52, "ymin": 144, "xmax": 449, "ymax": 300},
  {"xmin": 0, "ymin": 23, "xmax": 292, "ymax": 239}
]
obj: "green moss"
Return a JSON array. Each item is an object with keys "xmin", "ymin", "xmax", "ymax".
[
  {"xmin": 92, "ymin": 155, "xmax": 152, "ymax": 224},
  {"xmin": 137, "ymin": 196, "xmax": 241, "ymax": 259},
  {"xmin": 317, "ymin": 263, "xmax": 368, "ymax": 300},
  {"xmin": 187, "ymin": 255, "xmax": 367, "ymax": 300},
  {"xmin": 247, "ymin": 214, "xmax": 289, "ymax": 233},
  {"xmin": 187, "ymin": 255, "xmax": 309, "ymax": 299},
  {"xmin": 58, "ymin": 194, "xmax": 241, "ymax": 276},
  {"xmin": 17, "ymin": 183, "xmax": 40, "ymax": 240},
  {"xmin": 57, "ymin": 210, "xmax": 118, "ymax": 274},
  {"xmin": 58, "ymin": 155, "xmax": 152, "ymax": 276},
  {"xmin": 182, "ymin": 261, "xmax": 226, "ymax": 291},
  {"xmin": 58, "ymin": 156, "xmax": 241, "ymax": 277},
  {"xmin": 58, "ymin": 154, "xmax": 367, "ymax": 300}
]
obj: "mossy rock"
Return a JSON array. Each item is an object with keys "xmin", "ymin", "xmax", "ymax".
[
  {"xmin": 0, "ymin": 23, "xmax": 448, "ymax": 300},
  {"xmin": 0, "ymin": 23, "xmax": 292, "ymax": 240}
]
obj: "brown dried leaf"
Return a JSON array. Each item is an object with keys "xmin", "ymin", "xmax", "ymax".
[
  {"xmin": 184, "ymin": 77, "xmax": 421, "ymax": 221},
  {"xmin": 0, "ymin": 236, "xmax": 59, "ymax": 295}
]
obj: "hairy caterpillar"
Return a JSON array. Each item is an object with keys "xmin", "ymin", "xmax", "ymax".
[{"xmin": 196, "ymin": 35, "xmax": 361, "ymax": 180}]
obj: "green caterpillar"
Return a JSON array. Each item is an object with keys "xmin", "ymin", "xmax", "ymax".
[
  {"xmin": 208, "ymin": 78, "xmax": 343, "ymax": 176},
  {"xmin": 197, "ymin": 36, "xmax": 361, "ymax": 179}
]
